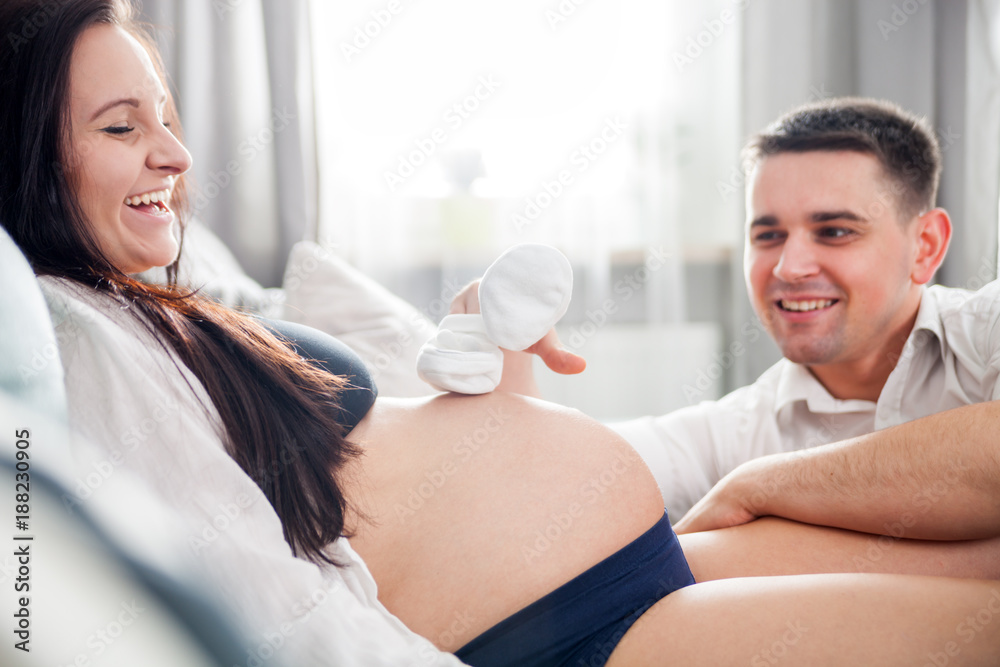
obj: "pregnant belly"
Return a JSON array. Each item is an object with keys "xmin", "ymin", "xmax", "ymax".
[{"xmin": 343, "ymin": 392, "xmax": 664, "ymax": 651}]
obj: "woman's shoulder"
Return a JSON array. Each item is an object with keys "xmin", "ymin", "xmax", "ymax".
[
  {"xmin": 37, "ymin": 274, "xmax": 86, "ymax": 301},
  {"xmin": 37, "ymin": 275, "xmax": 119, "ymax": 320},
  {"xmin": 37, "ymin": 275, "xmax": 109, "ymax": 332},
  {"xmin": 36, "ymin": 276, "xmax": 162, "ymax": 361}
]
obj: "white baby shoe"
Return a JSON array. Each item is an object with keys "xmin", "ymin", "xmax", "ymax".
[
  {"xmin": 415, "ymin": 314, "xmax": 504, "ymax": 395},
  {"xmin": 478, "ymin": 243, "xmax": 573, "ymax": 352},
  {"xmin": 416, "ymin": 244, "xmax": 573, "ymax": 394}
]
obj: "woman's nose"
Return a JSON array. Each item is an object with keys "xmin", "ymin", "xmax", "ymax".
[{"xmin": 149, "ymin": 123, "xmax": 192, "ymax": 176}]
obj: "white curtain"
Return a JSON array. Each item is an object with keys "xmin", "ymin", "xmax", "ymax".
[{"xmin": 305, "ymin": 0, "xmax": 735, "ymax": 328}]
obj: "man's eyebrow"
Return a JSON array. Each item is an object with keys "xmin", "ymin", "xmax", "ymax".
[
  {"xmin": 89, "ymin": 98, "xmax": 139, "ymax": 122},
  {"xmin": 749, "ymin": 211, "xmax": 872, "ymax": 228},
  {"xmin": 811, "ymin": 210, "xmax": 869, "ymax": 223},
  {"xmin": 749, "ymin": 215, "xmax": 778, "ymax": 229}
]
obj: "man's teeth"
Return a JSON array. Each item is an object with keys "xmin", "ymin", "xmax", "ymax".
[
  {"xmin": 780, "ymin": 299, "xmax": 835, "ymax": 312},
  {"xmin": 124, "ymin": 189, "xmax": 170, "ymax": 208}
]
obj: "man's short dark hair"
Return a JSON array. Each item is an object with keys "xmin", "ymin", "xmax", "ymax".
[{"xmin": 742, "ymin": 97, "xmax": 942, "ymax": 219}]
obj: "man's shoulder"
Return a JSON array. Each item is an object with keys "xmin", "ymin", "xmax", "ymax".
[
  {"xmin": 926, "ymin": 280, "xmax": 1000, "ymax": 319},
  {"xmin": 923, "ymin": 281, "xmax": 1000, "ymax": 370},
  {"xmin": 675, "ymin": 358, "xmax": 789, "ymax": 418}
]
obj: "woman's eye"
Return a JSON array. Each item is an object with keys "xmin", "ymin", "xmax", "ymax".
[{"xmin": 102, "ymin": 125, "xmax": 134, "ymax": 136}]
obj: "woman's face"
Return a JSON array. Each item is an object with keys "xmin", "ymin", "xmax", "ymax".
[{"xmin": 65, "ymin": 24, "xmax": 192, "ymax": 274}]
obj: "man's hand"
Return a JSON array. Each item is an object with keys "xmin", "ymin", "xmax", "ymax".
[
  {"xmin": 450, "ymin": 280, "xmax": 586, "ymax": 375},
  {"xmin": 673, "ymin": 464, "xmax": 763, "ymax": 533},
  {"xmin": 522, "ymin": 329, "xmax": 587, "ymax": 375}
]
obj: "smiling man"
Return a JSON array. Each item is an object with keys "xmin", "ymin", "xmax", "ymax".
[
  {"xmin": 744, "ymin": 147, "xmax": 949, "ymax": 403},
  {"xmin": 611, "ymin": 98, "xmax": 1000, "ymax": 535}
]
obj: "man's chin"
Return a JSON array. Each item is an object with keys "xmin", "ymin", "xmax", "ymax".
[{"xmin": 777, "ymin": 342, "xmax": 840, "ymax": 366}]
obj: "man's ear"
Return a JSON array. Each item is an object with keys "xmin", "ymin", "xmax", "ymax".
[{"xmin": 911, "ymin": 208, "xmax": 952, "ymax": 285}]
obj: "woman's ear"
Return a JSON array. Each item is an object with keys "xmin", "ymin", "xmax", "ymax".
[{"xmin": 910, "ymin": 208, "xmax": 952, "ymax": 285}]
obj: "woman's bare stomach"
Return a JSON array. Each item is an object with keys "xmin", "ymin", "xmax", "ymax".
[{"xmin": 343, "ymin": 392, "xmax": 664, "ymax": 651}]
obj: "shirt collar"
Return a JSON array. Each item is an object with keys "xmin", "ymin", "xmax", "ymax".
[
  {"xmin": 908, "ymin": 285, "xmax": 945, "ymax": 355},
  {"xmin": 773, "ymin": 360, "xmax": 877, "ymax": 415}
]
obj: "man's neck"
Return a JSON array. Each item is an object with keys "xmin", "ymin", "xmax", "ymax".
[
  {"xmin": 806, "ymin": 354, "xmax": 899, "ymax": 402},
  {"xmin": 805, "ymin": 302, "xmax": 923, "ymax": 403}
]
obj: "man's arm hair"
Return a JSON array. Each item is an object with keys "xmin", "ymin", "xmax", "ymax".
[{"xmin": 676, "ymin": 400, "xmax": 1000, "ymax": 540}]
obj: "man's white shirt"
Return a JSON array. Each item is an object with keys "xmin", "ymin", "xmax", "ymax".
[{"xmin": 612, "ymin": 281, "xmax": 1000, "ymax": 520}]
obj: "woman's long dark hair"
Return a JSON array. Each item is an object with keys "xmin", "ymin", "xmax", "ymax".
[{"xmin": 0, "ymin": 0, "xmax": 359, "ymax": 566}]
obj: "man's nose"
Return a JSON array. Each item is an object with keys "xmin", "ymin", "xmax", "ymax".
[{"xmin": 772, "ymin": 233, "xmax": 820, "ymax": 282}]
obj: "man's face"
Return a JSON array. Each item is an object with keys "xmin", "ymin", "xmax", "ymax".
[{"xmin": 744, "ymin": 150, "xmax": 924, "ymax": 369}]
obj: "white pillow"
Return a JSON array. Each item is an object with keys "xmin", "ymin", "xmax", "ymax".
[{"xmin": 281, "ymin": 242, "xmax": 437, "ymax": 397}]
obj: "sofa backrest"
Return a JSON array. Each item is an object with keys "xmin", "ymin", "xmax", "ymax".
[
  {"xmin": 0, "ymin": 228, "xmax": 250, "ymax": 667},
  {"xmin": 0, "ymin": 225, "xmax": 66, "ymax": 423}
]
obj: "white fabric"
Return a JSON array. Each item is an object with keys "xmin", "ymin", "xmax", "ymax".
[
  {"xmin": 281, "ymin": 241, "xmax": 438, "ymax": 397},
  {"xmin": 612, "ymin": 281, "xmax": 1000, "ymax": 520},
  {"xmin": 416, "ymin": 314, "xmax": 504, "ymax": 394},
  {"xmin": 478, "ymin": 243, "xmax": 573, "ymax": 352},
  {"xmin": 38, "ymin": 276, "xmax": 465, "ymax": 667}
]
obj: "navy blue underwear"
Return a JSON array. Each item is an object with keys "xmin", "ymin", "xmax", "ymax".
[{"xmin": 455, "ymin": 511, "xmax": 694, "ymax": 667}]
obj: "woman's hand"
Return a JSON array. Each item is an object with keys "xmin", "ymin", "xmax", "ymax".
[
  {"xmin": 522, "ymin": 329, "xmax": 586, "ymax": 375},
  {"xmin": 449, "ymin": 280, "xmax": 483, "ymax": 316}
]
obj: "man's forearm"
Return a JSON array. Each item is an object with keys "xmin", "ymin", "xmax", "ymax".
[{"xmin": 734, "ymin": 400, "xmax": 1000, "ymax": 540}]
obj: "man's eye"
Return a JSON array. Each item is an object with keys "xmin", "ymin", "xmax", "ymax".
[
  {"xmin": 102, "ymin": 125, "xmax": 134, "ymax": 135},
  {"xmin": 753, "ymin": 231, "xmax": 782, "ymax": 243},
  {"xmin": 819, "ymin": 227, "xmax": 853, "ymax": 239}
]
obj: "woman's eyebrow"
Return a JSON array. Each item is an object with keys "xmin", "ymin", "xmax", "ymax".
[
  {"xmin": 89, "ymin": 97, "xmax": 139, "ymax": 122},
  {"xmin": 89, "ymin": 91, "xmax": 170, "ymax": 123}
]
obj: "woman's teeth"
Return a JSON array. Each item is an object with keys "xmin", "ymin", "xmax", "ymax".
[
  {"xmin": 780, "ymin": 299, "xmax": 835, "ymax": 312},
  {"xmin": 124, "ymin": 189, "xmax": 170, "ymax": 209}
]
